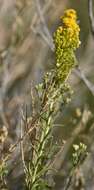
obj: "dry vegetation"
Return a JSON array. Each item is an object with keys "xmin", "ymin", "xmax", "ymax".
[{"xmin": 0, "ymin": 0, "xmax": 94, "ymax": 190}]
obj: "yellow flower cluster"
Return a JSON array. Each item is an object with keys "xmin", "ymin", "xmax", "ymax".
[{"xmin": 53, "ymin": 9, "xmax": 80, "ymax": 82}]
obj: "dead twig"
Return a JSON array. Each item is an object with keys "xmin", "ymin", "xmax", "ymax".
[
  {"xmin": 88, "ymin": 0, "xmax": 94, "ymax": 36},
  {"xmin": 74, "ymin": 66, "xmax": 94, "ymax": 96},
  {"xmin": 31, "ymin": 0, "xmax": 54, "ymax": 50}
]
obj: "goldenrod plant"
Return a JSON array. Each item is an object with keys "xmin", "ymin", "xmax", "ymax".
[{"xmin": 24, "ymin": 9, "xmax": 81, "ymax": 190}]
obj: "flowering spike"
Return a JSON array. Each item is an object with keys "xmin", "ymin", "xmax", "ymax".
[{"xmin": 53, "ymin": 9, "xmax": 81, "ymax": 82}]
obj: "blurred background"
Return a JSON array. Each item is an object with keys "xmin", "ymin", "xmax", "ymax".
[{"xmin": 0, "ymin": 0, "xmax": 94, "ymax": 189}]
